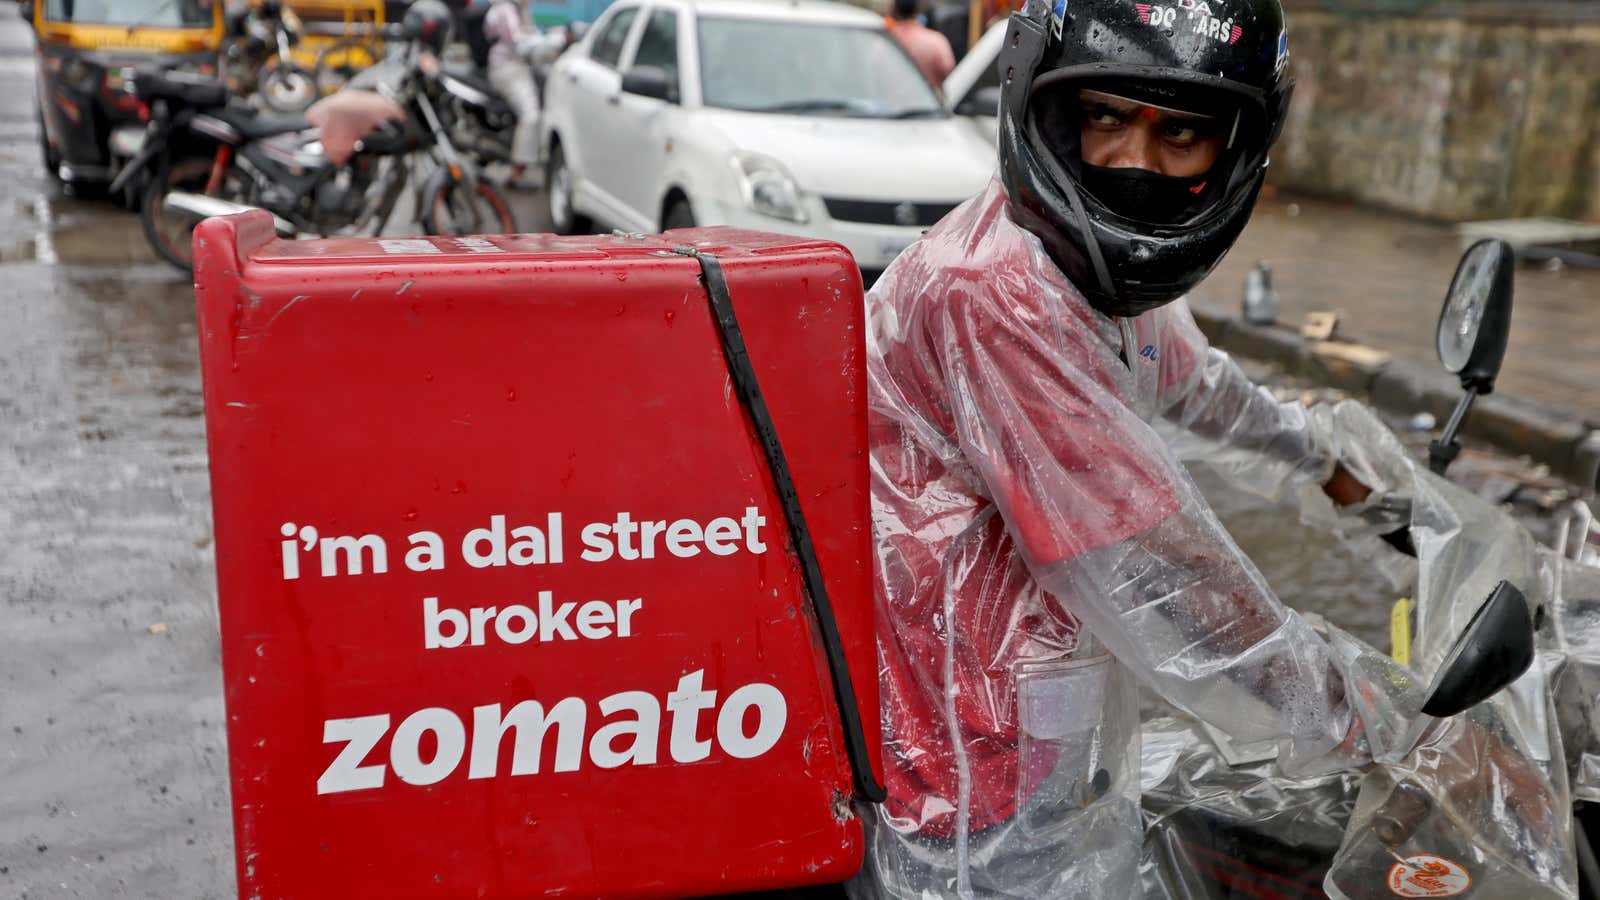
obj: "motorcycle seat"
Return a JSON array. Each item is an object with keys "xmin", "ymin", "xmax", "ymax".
[
  {"xmin": 132, "ymin": 69, "xmax": 230, "ymax": 108},
  {"xmin": 215, "ymin": 106, "xmax": 312, "ymax": 140},
  {"xmin": 440, "ymin": 65, "xmax": 513, "ymax": 115}
]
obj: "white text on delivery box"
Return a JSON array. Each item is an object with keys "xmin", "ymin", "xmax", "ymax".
[
  {"xmin": 317, "ymin": 670, "xmax": 787, "ymax": 795},
  {"xmin": 268, "ymin": 507, "xmax": 790, "ymax": 795},
  {"xmin": 278, "ymin": 508, "xmax": 769, "ymax": 579}
]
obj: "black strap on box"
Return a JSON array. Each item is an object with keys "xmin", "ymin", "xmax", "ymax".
[{"xmin": 675, "ymin": 247, "xmax": 886, "ymax": 804}]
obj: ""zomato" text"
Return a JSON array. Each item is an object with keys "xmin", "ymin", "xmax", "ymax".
[{"xmin": 316, "ymin": 670, "xmax": 786, "ymax": 795}]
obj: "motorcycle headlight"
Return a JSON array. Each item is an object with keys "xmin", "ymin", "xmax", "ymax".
[{"xmin": 729, "ymin": 151, "xmax": 807, "ymax": 224}]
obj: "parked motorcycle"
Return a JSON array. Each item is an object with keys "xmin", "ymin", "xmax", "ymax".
[
  {"xmin": 112, "ymin": 42, "xmax": 516, "ymax": 273},
  {"xmin": 434, "ymin": 61, "xmax": 516, "ymax": 172},
  {"xmin": 222, "ymin": 0, "xmax": 317, "ymax": 113},
  {"xmin": 411, "ymin": 52, "xmax": 520, "ymax": 235}
]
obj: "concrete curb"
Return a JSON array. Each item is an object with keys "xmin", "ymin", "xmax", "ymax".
[{"xmin": 1192, "ymin": 309, "xmax": 1600, "ymax": 495}]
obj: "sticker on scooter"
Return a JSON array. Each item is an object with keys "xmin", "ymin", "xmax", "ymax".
[{"xmin": 1387, "ymin": 855, "xmax": 1471, "ymax": 897}]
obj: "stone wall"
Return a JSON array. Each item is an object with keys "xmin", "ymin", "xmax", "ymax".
[{"xmin": 1270, "ymin": 2, "xmax": 1600, "ymax": 222}]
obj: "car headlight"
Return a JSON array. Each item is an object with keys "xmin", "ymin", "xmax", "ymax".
[{"xmin": 729, "ymin": 151, "xmax": 807, "ymax": 224}]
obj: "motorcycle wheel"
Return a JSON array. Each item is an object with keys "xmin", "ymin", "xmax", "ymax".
[
  {"xmin": 423, "ymin": 180, "xmax": 517, "ymax": 236},
  {"xmin": 313, "ymin": 39, "xmax": 380, "ymax": 97},
  {"xmin": 259, "ymin": 60, "xmax": 317, "ymax": 112},
  {"xmin": 140, "ymin": 157, "xmax": 238, "ymax": 274},
  {"xmin": 545, "ymin": 143, "xmax": 590, "ymax": 235}
]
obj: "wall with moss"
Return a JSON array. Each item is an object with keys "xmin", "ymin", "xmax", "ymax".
[{"xmin": 1270, "ymin": 4, "xmax": 1600, "ymax": 221}]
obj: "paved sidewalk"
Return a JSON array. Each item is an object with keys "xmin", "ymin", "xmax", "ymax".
[{"xmin": 1188, "ymin": 191, "xmax": 1600, "ymax": 421}]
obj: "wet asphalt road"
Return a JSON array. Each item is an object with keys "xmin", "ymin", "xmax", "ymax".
[
  {"xmin": 0, "ymin": 6, "xmax": 554, "ymax": 897},
  {"xmin": 0, "ymin": 6, "xmax": 233, "ymax": 897},
  {"xmin": 0, "ymin": 5, "xmax": 1582, "ymax": 898}
]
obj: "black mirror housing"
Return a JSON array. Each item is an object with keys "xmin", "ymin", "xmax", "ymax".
[
  {"xmin": 1421, "ymin": 580, "xmax": 1535, "ymax": 718},
  {"xmin": 1437, "ymin": 238, "xmax": 1514, "ymax": 393},
  {"xmin": 621, "ymin": 65, "xmax": 678, "ymax": 104}
]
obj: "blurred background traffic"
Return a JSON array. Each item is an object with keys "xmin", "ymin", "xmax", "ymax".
[
  {"xmin": 14, "ymin": 0, "xmax": 1600, "ymax": 287},
  {"xmin": 3, "ymin": 1, "xmax": 1600, "ymax": 895}
]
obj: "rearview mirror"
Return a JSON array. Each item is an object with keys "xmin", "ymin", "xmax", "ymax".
[
  {"xmin": 621, "ymin": 66, "xmax": 678, "ymax": 104},
  {"xmin": 1437, "ymin": 238, "xmax": 1514, "ymax": 392},
  {"xmin": 1420, "ymin": 580, "xmax": 1535, "ymax": 718},
  {"xmin": 19, "ymin": 0, "xmax": 34, "ymax": 23}
]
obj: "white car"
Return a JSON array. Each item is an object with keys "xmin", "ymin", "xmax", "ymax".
[
  {"xmin": 538, "ymin": 0, "xmax": 998, "ymax": 279},
  {"xmin": 944, "ymin": 20, "xmax": 1005, "ymax": 145}
]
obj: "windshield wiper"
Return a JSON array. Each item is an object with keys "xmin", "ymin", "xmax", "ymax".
[
  {"xmin": 744, "ymin": 99, "xmax": 862, "ymax": 115},
  {"xmin": 885, "ymin": 107, "xmax": 945, "ymax": 119}
]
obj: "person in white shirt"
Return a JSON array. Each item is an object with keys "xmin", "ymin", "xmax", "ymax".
[{"xmin": 484, "ymin": 0, "xmax": 543, "ymax": 188}]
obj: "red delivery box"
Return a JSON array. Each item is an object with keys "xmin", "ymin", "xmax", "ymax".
[{"xmin": 192, "ymin": 214, "xmax": 882, "ymax": 899}]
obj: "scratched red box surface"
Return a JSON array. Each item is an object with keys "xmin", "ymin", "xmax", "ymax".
[{"xmin": 192, "ymin": 214, "xmax": 880, "ymax": 899}]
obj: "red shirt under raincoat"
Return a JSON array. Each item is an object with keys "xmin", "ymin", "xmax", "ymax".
[{"xmin": 861, "ymin": 181, "xmax": 1361, "ymax": 898}]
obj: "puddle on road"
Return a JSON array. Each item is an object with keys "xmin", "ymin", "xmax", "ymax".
[{"xmin": 1, "ymin": 190, "xmax": 168, "ymax": 268}]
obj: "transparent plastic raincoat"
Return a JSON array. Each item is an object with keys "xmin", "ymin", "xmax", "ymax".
[{"xmin": 858, "ymin": 181, "xmax": 1370, "ymax": 898}]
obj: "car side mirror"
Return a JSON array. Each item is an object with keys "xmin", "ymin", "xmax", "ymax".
[
  {"xmin": 1420, "ymin": 580, "xmax": 1535, "ymax": 718},
  {"xmin": 954, "ymin": 84, "xmax": 1001, "ymax": 117},
  {"xmin": 20, "ymin": 0, "xmax": 34, "ymax": 24},
  {"xmin": 621, "ymin": 65, "xmax": 678, "ymax": 104}
]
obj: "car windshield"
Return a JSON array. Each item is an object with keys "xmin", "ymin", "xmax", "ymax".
[
  {"xmin": 43, "ymin": 0, "xmax": 215, "ymax": 27},
  {"xmin": 697, "ymin": 17, "xmax": 944, "ymax": 119}
]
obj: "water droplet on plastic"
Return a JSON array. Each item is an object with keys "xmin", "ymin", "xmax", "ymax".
[
  {"xmin": 506, "ymin": 387, "xmax": 517, "ymax": 402},
  {"xmin": 402, "ymin": 508, "xmax": 419, "ymax": 522},
  {"xmin": 664, "ymin": 309, "xmax": 676, "ymax": 324}
]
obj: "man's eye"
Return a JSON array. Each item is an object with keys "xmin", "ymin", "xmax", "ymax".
[
  {"xmin": 1082, "ymin": 105, "xmax": 1124, "ymax": 127},
  {"xmin": 1164, "ymin": 122, "xmax": 1200, "ymax": 145}
]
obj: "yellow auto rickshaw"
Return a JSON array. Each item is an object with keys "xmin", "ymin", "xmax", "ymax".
[{"xmin": 24, "ymin": 0, "xmax": 225, "ymax": 188}]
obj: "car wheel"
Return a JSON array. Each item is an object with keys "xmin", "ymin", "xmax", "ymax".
[
  {"xmin": 662, "ymin": 197, "xmax": 695, "ymax": 232},
  {"xmin": 545, "ymin": 142, "xmax": 590, "ymax": 235},
  {"xmin": 36, "ymin": 102, "xmax": 62, "ymax": 183}
]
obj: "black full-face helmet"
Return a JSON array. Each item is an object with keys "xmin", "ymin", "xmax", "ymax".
[
  {"xmin": 998, "ymin": 0, "xmax": 1294, "ymax": 317},
  {"xmin": 404, "ymin": 0, "xmax": 457, "ymax": 56}
]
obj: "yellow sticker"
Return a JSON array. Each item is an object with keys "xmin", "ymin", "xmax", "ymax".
[{"xmin": 1391, "ymin": 598, "xmax": 1412, "ymax": 666}]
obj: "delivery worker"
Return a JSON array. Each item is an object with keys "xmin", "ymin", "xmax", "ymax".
[{"xmin": 857, "ymin": 0, "xmax": 1381, "ymax": 895}]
